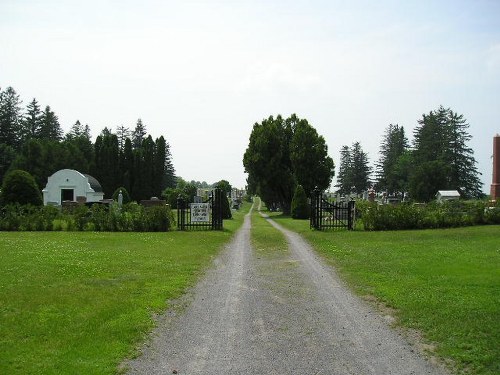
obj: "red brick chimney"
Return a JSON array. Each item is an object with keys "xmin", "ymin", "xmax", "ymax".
[{"xmin": 491, "ymin": 134, "xmax": 500, "ymax": 200}]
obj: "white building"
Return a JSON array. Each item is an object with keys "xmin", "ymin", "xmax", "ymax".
[{"xmin": 42, "ymin": 169, "xmax": 104, "ymax": 206}]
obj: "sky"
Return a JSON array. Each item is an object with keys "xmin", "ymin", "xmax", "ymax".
[{"xmin": 1, "ymin": 0, "xmax": 499, "ymax": 192}]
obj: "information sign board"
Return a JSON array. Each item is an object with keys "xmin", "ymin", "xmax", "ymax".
[{"xmin": 190, "ymin": 203, "xmax": 210, "ymax": 222}]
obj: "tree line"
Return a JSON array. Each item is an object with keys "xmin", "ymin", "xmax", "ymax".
[
  {"xmin": 0, "ymin": 86, "xmax": 176, "ymax": 201},
  {"xmin": 244, "ymin": 107, "xmax": 483, "ymax": 213},
  {"xmin": 335, "ymin": 106, "xmax": 483, "ymax": 201}
]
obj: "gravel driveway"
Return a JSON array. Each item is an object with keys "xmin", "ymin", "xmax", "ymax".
[{"xmin": 126, "ymin": 207, "xmax": 449, "ymax": 375}]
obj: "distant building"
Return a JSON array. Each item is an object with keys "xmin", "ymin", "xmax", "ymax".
[
  {"xmin": 435, "ymin": 190, "xmax": 460, "ymax": 203},
  {"xmin": 42, "ymin": 169, "xmax": 104, "ymax": 206}
]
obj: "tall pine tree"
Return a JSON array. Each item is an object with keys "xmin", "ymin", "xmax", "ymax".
[
  {"xmin": 375, "ymin": 124, "xmax": 409, "ymax": 195},
  {"xmin": 410, "ymin": 106, "xmax": 482, "ymax": 201},
  {"xmin": 38, "ymin": 105, "xmax": 63, "ymax": 141},
  {"xmin": 0, "ymin": 87, "xmax": 23, "ymax": 149},
  {"xmin": 21, "ymin": 98, "xmax": 42, "ymax": 142}
]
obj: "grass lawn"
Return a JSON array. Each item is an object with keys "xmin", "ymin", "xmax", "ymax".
[
  {"xmin": 0, "ymin": 203, "xmax": 249, "ymax": 375},
  {"xmin": 273, "ymin": 215, "xmax": 499, "ymax": 375}
]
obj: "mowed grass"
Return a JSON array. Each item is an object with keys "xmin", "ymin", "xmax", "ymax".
[
  {"xmin": 0, "ymin": 204, "xmax": 249, "ymax": 375},
  {"xmin": 273, "ymin": 215, "xmax": 500, "ymax": 375},
  {"xmin": 250, "ymin": 199, "xmax": 288, "ymax": 258}
]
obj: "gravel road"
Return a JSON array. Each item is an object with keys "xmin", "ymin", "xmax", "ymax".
[{"xmin": 126, "ymin": 207, "xmax": 449, "ymax": 375}]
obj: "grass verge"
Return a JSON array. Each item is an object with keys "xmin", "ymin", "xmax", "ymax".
[
  {"xmin": 0, "ymin": 203, "xmax": 249, "ymax": 375},
  {"xmin": 273, "ymin": 214, "xmax": 499, "ymax": 375},
  {"xmin": 250, "ymin": 199, "xmax": 288, "ymax": 258}
]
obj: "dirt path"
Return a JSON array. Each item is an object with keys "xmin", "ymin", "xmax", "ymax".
[{"xmin": 126, "ymin": 207, "xmax": 449, "ymax": 375}]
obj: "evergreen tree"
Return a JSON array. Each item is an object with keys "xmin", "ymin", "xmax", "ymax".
[
  {"xmin": 350, "ymin": 142, "xmax": 371, "ymax": 194},
  {"xmin": 291, "ymin": 184, "xmax": 310, "ymax": 219},
  {"xmin": 66, "ymin": 120, "xmax": 84, "ymax": 140},
  {"xmin": 243, "ymin": 114, "xmax": 333, "ymax": 214},
  {"xmin": 141, "ymin": 135, "xmax": 155, "ymax": 198},
  {"xmin": 132, "ymin": 118, "xmax": 146, "ymax": 149},
  {"xmin": 38, "ymin": 105, "xmax": 63, "ymax": 141},
  {"xmin": 375, "ymin": 124, "xmax": 409, "ymax": 195},
  {"xmin": 0, "ymin": 87, "xmax": 23, "ymax": 149},
  {"xmin": 21, "ymin": 98, "xmax": 42, "ymax": 142},
  {"xmin": 335, "ymin": 143, "xmax": 371, "ymax": 195},
  {"xmin": 0, "ymin": 143, "xmax": 16, "ymax": 184},
  {"xmin": 116, "ymin": 125, "xmax": 131, "ymax": 151},
  {"xmin": 410, "ymin": 106, "xmax": 482, "ymax": 201},
  {"xmin": 93, "ymin": 132, "xmax": 120, "ymax": 197},
  {"xmin": 164, "ymin": 141, "xmax": 176, "ymax": 188},
  {"xmin": 122, "ymin": 138, "xmax": 134, "ymax": 195},
  {"xmin": 289, "ymin": 115, "xmax": 335, "ymax": 196},
  {"xmin": 335, "ymin": 145, "xmax": 352, "ymax": 195},
  {"xmin": 243, "ymin": 115, "xmax": 294, "ymax": 214},
  {"xmin": 153, "ymin": 136, "xmax": 167, "ymax": 195}
]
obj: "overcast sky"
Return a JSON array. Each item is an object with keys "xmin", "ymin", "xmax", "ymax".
[{"xmin": 1, "ymin": 0, "xmax": 499, "ymax": 191}]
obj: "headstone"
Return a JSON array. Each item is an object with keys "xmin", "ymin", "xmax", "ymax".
[{"xmin": 193, "ymin": 195, "xmax": 203, "ymax": 203}]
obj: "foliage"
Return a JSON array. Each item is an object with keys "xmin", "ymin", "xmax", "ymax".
[
  {"xmin": 112, "ymin": 187, "xmax": 131, "ymax": 204},
  {"xmin": 0, "ymin": 169, "xmax": 42, "ymax": 206},
  {"xmin": 291, "ymin": 185, "xmax": 310, "ymax": 219},
  {"xmin": 0, "ymin": 202, "xmax": 175, "ymax": 232},
  {"xmin": 162, "ymin": 179, "xmax": 197, "ymax": 208},
  {"xmin": 375, "ymin": 124, "xmax": 409, "ymax": 194},
  {"xmin": 357, "ymin": 200, "xmax": 500, "ymax": 231},
  {"xmin": 214, "ymin": 179, "xmax": 232, "ymax": 196},
  {"xmin": 336, "ymin": 142, "xmax": 371, "ymax": 195},
  {"xmin": 38, "ymin": 105, "xmax": 63, "ymax": 141},
  {"xmin": 0, "ymin": 86, "xmax": 176, "ymax": 204},
  {"xmin": 0, "ymin": 204, "xmax": 59, "ymax": 231},
  {"xmin": 244, "ymin": 114, "xmax": 334, "ymax": 214},
  {"xmin": 0, "ymin": 86, "xmax": 23, "ymax": 150},
  {"xmin": 0, "ymin": 143, "xmax": 16, "ymax": 183},
  {"xmin": 410, "ymin": 106, "xmax": 482, "ymax": 201}
]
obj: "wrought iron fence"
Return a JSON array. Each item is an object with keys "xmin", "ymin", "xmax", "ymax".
[
  {"xmin": 310, "ymin": 189, "xmax": 355, "ymax": 231},
  {"xmin": 177, "ymin": 188, "xmax": 224, "ymax": 230}
]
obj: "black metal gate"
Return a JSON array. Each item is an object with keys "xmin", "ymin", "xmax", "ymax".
[
  {"xmin": 310, "ymin": 189, "xmax": 355, "ymax": 231},
  {"xmin": 177, "ymin": 188, "xmax": 224, "ymax": 230}
]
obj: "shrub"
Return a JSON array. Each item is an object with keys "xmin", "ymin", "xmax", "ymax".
[
  {"xmin": 291, "ymin": 185, "xmax": 310, "ymax": 219},
  {"xmin": 357, "ymin": 199, "xmax": 496, "ymax": 231},
  {"xmin": 0, "ymin": 204, "xmax": 61, "ymax": 231},
  {"xmin": 0, "ymin": 170, "xmax": 42, "ymax": 206}
]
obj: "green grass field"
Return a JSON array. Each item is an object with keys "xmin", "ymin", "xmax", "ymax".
[
  {"xmin": 273, "ymin": 215, "xmax": 500, "ymax": 375},
  {"xmin": 0, "ymin": 204, "xmax": 249, "ymax": 375}
]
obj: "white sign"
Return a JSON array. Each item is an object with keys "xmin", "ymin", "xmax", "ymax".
[{"xmin": 190, "ymin": 203, "xmax": 210, "ymax": 222}]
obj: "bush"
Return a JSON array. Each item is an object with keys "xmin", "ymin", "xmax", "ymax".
[
  {"xmin": 0, "ymin": 170, "xmax": 42, "ymax": 206},
  {"xmin": 291, "ymin": 185, "xmax": 310, "ymax": 219},
  {"xmin": 0, "ymin": 204, "xmax": 61, "ymax": 231},
  {"xmin": 357, "ymin": 199, "xmax": 498, "ymax": 231},
  {"xmin": 0, "ymin": 202, "xmax": 174, "ymax": 232}
]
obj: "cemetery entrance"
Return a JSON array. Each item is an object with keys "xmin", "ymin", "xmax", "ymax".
[
  {"xmin": 177, "ymin": 188, "xmax": 224, "ymax": 230},
  {"xmin": 310, "ymin": 189, "xmax": 355, "ymax": 231}
]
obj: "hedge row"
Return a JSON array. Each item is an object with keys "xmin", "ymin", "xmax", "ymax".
[
  {"xmin": 0, "ymin": 203, "xmax": 174, "ymax": 232},
  {"xmin": 356, "ymin": 200, "xmax": 500, "ymax": 231}
]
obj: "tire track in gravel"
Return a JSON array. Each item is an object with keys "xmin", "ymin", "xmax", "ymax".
[{"xmin": 126, "ymin": 205, "xmax": 450, "ymax": 375}]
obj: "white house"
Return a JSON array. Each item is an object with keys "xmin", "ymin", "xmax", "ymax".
[
  {"xmin": 42, "ymin": 169, "xmax": 104, "ymax": 206},
  {"xmin": 435, "ymin": 190, "xmax": 460, "ymax": 203}
]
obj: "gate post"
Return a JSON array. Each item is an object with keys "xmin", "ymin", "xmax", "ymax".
[
  {"xmin": 347, "ymin": 200, "xmax": 355, "ymax": 230},
  {"xmin": 211, "ymin": 188, "xmax": 223, "ymax": 230},
  {"xmin": 310, "ymin": 188, "xmax": 321, "ymax": 230},
  {"xmin": 177, "ymin": 195, "xmax": 185, "ymax": 231}
]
